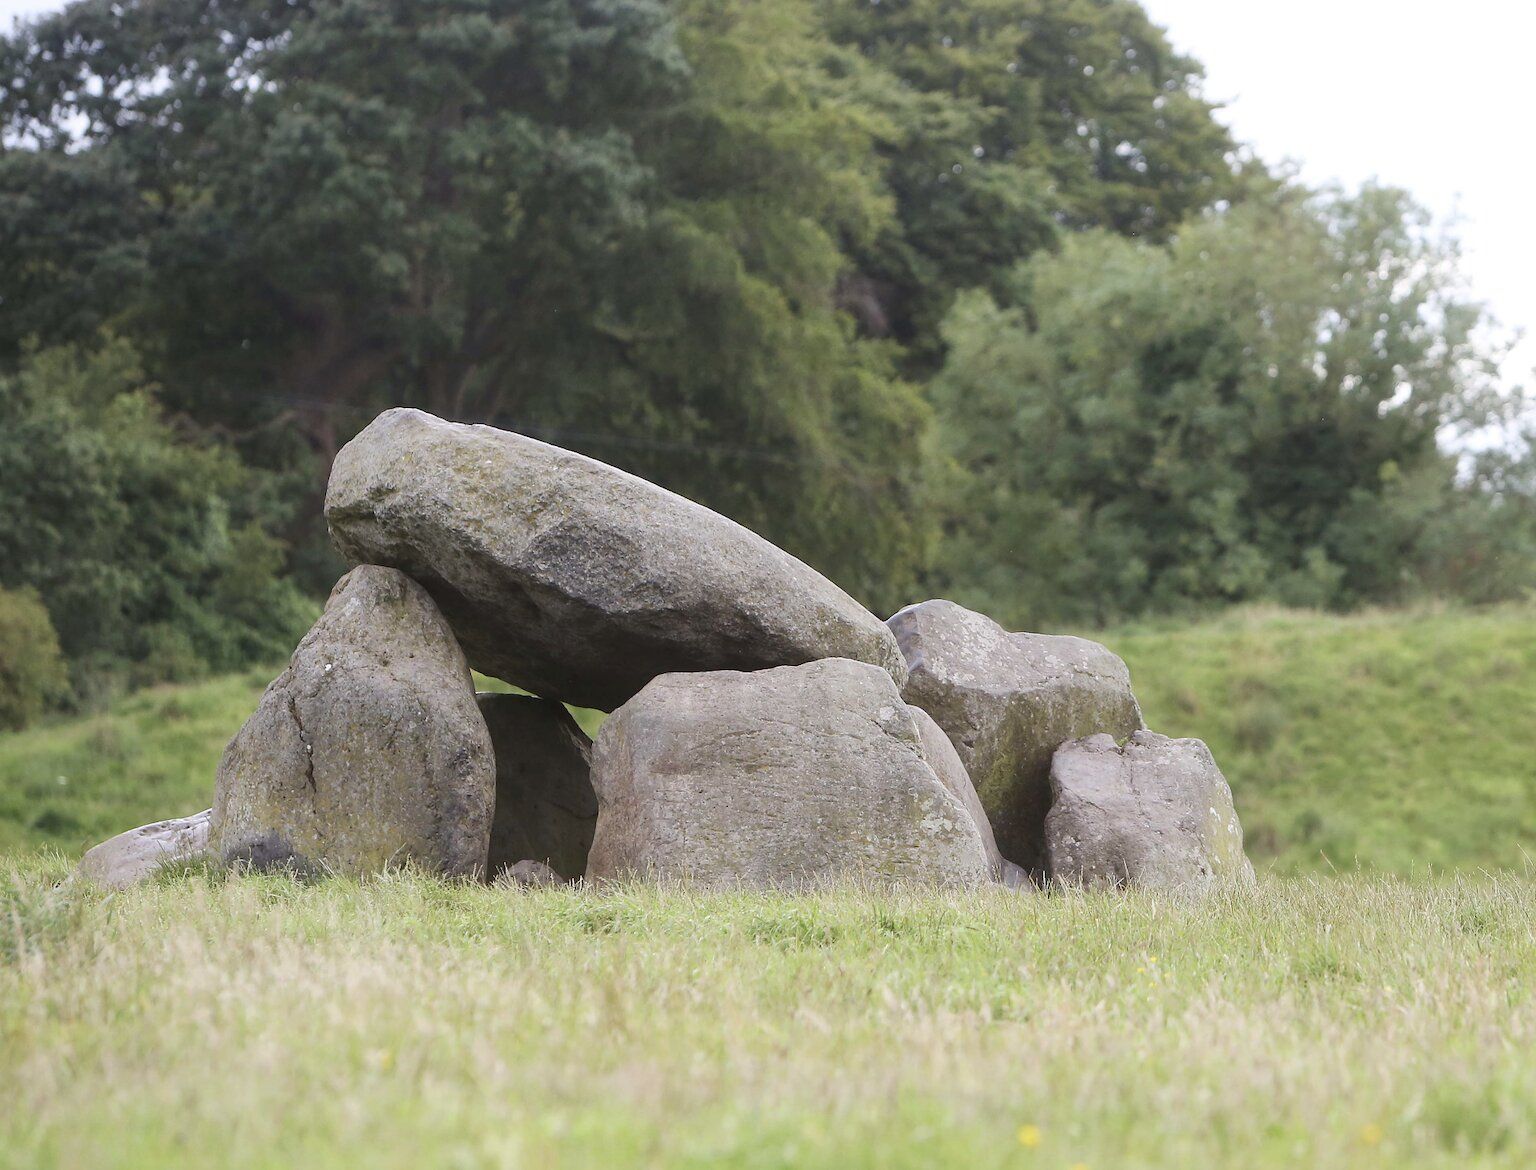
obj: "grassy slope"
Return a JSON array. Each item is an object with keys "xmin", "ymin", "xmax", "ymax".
[
  {"xmin": 0, "ymin": 666, "xmax": 275, "ymax": 857},
  {"xmin": 1, "ymin": 603, "xmax": 1533, "ymax": 872},
  {"xmin": 3, "ymin": 859, "xmax": 1534, "ymax": 1169},
  {"xmin": 1108, "ymin": 603, "xmax": 1536, "ymax": 874}
]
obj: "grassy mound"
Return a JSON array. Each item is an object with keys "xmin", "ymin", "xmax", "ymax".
[
  {"xmin": 1111, "ymin": 603, "xmax": 1536, "ymax": 873},
  {"xmin": 1, "ymin": 603, "xmax": 1533, "ymax": 872}
]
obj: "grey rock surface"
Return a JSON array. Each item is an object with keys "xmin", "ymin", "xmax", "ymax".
[
  {"xmin": 888, "ymin": 599, "xmax": 1143, "ymax": 874},
  {"xmin": 324, "ymin": 408, "xmax": 907, "ymax": 711},
  {"xmin": 1045, "ymin": 731, "xmax": 1256, "ymax": 894},
  {"xmin": 76, "ymin": 810, "xmax": 212, "ymax": 888},
  {"xmin": 586, "ymin": 657, "xmax": 991, "ymax": 889},
  {"xmin": 212, "ymin": 565, "xmax": 494, "ymax": 878},
  {"xmin": 998, "ymin": 859, "xmax": 1034, "ymax": 891},
  {"xmin": 907, "ymin": 704, "xmax": 1004, "ymax": 880},
  {"xmin": 498, "ymin": 859, "xmax": 564, "ymax": 888},
  {"xmin": 478, "ymin": 693, "xmax": 596, "ymax": 881}
]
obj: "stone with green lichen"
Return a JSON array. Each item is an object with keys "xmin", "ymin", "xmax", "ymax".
[
  {"xmin": 586, "ymin": 657, "xmax": 991, "ymax": 890},
  {"xmin": 888, "ymin": 599, "xmax": 1144, "ymax": 876},
  {"xmin": 324, "ymin": 408, "xmax": 907, "ymax": 712},
  {"xmin": 1045, "ymin": 730, "xmax": 1256, "ymax": 894},
  {"xmin": 212, "ymin": 565, "xmax": 494, "ymax": 878}
]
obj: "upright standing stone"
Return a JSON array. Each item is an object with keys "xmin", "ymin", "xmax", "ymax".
[
  {"xmin": 586, "ymin": 658, "xmax": 992, "ymax": 890},
  {"xmin": 212, "ymin": 566, "xmax": 495, "ymax": 878},
  {"xmin": 888, "ymin": 600, "xmax": 1143, "ymax": 874},
  {"xmin": 325, "ymin": 408, "xmax": 907, "ymax": 710},
  {"xmin": 478, "ymin": 693, "xmax": 597, "ymax": 881},
  {"xmin": 1045, "ymin": 731, "xmax": 1256, "ymax": 894}
]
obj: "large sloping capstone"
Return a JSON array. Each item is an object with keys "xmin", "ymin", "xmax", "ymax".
[
  {"xmin": 888, "ymin": 599, "xmax": 1143, "ymax": 875},
  {"xmin": 212, "ymin": 566, "xmax": 494, "ymax": 878},
  {"xmin": 1045, "ymin": 731, "xmax": 1256, "ymax": 894},
  {"xmin": 478, "ymin": 693, "xmax": 597, "ymax": 882},
  {"xmin": 586, "ymin": 658, "xmax": 992, "ymax": 889},
  {"xmin": 324, "ymin": 408, "xmax": 907, "ymax": 711},
  {"xmin": 76, "ymin": 810, "xmax": 211, "ymax": 888}
]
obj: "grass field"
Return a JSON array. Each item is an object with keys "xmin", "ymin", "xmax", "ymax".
[
  {"xmin": 3, "ymin": 602, "xmax": 1533, "ymax": 872},
  {"xmin": 3, "ymin": 856, "xmax": 1534, "ymax": 1169},
  {"xmin": 3, "ymin": 604, "xmax": 1535, "ymax": 1168},
  {"xmin": 1112, "ymin": 602, "xmax": 1536, "ymax": 873}
]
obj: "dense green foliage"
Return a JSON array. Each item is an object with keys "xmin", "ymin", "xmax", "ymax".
[
  {"xmin": 0, "ymin": 587, "xmax": 67, "ymax": 731},
  {"xmin": 816, "ymin": 0, "xmax": 1255, "ymax": 359},
  {"xmin": 5, "ymin": 603, "xmax": 1532, "ymax": 873},
  {"xmin": 1, "ymin": 0, "xmax": 1531, "ymax": 719},
  {"xmin": 0, "ymin": 0, "xmax": 941, "ymax": 604},
  {"xmin": 0, "ymin": 339, "xmax": 312, "ymax": 701},
  {"xmin": 931, "ymin": 188, "xmax": 1535, "ymax": 625}
]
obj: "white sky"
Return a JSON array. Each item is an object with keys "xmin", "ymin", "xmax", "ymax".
[
  {"xmin": 4, "ymin": 0, "xmax": 1531, "ymax": 390},
  {"xmin": 1141, "ymin": 0, "xmax": 1534, "ymax": 391}
]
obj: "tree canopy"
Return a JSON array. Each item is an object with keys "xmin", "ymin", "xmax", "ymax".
[
  {"xmin": 1, "ymin": 0, "xmax": 1529, "ymax": 715},
  {"xmin": 2, "ymin": 0, "xmax": 938, "ymax": 602},
  {"xmin": 929, "ymin": 186, "xmax": 1527, "ymax": 625},
  {"xmin": 816, "ymin": 0, "xmax": 1257, "ymax": 358}
]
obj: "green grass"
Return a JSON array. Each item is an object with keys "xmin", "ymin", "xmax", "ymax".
[
  {"xmin": 0, "ymin": 666, "xmax": 277, "ymax": 856},
  {"xmin": 3, "ymin": 602, "xmax": 1533, "ymax": 873},
  {"xmin": 1106, "ymin": 603, "xmax": 1536, "ymax": 874},
  {"xmin": 4, "ymin": 608, "xmax": 1535, "ymax": 1168},
  {"xmin": 3, "ymin": 858, "xmax": 1535, "ymax": 1169}
]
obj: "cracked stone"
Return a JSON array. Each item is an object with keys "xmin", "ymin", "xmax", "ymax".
[
  {"xmin": 212, "ymin": 565, "xmax": 494, "ymax": 878},
  {"xmin": 1045, "ymin": 730, "xmax": 1256, "ymax": 894},
  {"xmin": 887, "ymin": 599, "xmax": 1144, "ymax": 875}
]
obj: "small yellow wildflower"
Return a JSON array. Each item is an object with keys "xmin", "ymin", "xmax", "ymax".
[
  {"xmin": 1016, "ymin": 1125, "xmax": 1042, "ymax": 1149},
  {"xmin": 1360, "ymin": 1123, "xmax": 1383, "ymax": 1146},
  {"xmin": 1069, "ymin": 1163, "xmax": 1090, "ymax": 1170}
]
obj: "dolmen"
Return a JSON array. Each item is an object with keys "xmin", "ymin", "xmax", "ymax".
[{"xmin": 77, "ymin": 408, "xmax": 1255, "ymax": 896}]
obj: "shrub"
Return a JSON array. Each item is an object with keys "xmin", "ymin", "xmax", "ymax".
[
  {"xmin": 0, "ymin": 586, "xmax": 68, "ymax": 730},
  {"xmin": 0, "ymin": 338, "xmax": 313, "ymax": 693}
]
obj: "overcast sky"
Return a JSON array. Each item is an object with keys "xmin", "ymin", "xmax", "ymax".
[
  {"xmin": 4, "ymin": 0, "xmax": 1531, "ymax": 389},
  {"xmin": 1140, "ymin": 0, "xmax": 1532, "ymax": 389}
]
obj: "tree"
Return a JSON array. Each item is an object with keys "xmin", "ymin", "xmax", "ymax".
[
  {"xmin": 0, "ymin": 0, "xmax": 931, "ymax": 606},
  {"xmin": 929, "ymin": 185, "xmax": 1518, "ymax": 626},
  {"xmin": 5, "ymin": 1, "xmax": 1522, "ymax": 639},
  {"xmin": 2, "ymin": 0, "xmax": 687, "ymax": 431},
  {"xmin": 0, "ymin": 586, "xmax": 67, "ymax": 730},
  {"xmin": 815, "ymin": 0, "xmax": 1255, "ymax": 361},
  {"xmin": 0, "ymin": 337, "xmax": 312, "ymax": 695}
]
